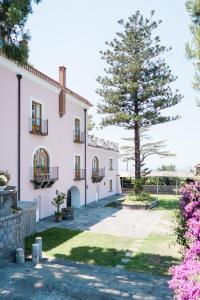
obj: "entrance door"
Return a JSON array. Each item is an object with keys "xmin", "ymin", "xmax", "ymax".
[{"xmin": 67, "ymin": 190, "xmax": 72, "ymax": 207}]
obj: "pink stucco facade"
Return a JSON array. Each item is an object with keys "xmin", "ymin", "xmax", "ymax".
[{"xmin": 0, "ymin": 55, "xmax": 121, "ymax": 219}]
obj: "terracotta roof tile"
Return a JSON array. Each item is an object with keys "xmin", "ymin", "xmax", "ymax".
[{"xmin": 0, "ymin": 52, "xmax": 93, "ymax": 107}]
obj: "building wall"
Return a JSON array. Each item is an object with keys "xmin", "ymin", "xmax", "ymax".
[
  {"xmin": 87, "ymin": 146, "xmax": 120, "ymax": 204},
  {"xmin": 0, "ymin": 56, "xmax": 121, "ymax": 219}
]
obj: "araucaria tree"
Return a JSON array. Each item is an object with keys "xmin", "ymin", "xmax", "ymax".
[
  {"xmin": 186, "ymin": 0, "xmax": 200, "ymax": 95},
  {"xmin": 0, "ymin": 0, "xmax": 41, "ymax": 63},
  {"xmin": 97, "ymin": 11, "xmax": 182, "ymax": 185}
]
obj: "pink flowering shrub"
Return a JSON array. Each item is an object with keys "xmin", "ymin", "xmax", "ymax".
[{"xmin": 169, "ymin": 182, "xmax": 200, "ymax": 300}]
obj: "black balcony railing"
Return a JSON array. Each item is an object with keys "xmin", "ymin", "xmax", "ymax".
[
  {"xmin": 29, "ymin": 118, "xmax": 48, "ymax": 136},
  {"xmin": 91, "ymin": 168, "xmax": 105, "ymax": 183},
  {"xmin": 73, "ymin": 130, "xmax": 85, "ymax": 143},
  {"xmin": 30, "ymin": 167, "xmax": 59, "ymax": 189},
  {"xmin": 74, "ymin": 169, "xmax": 85, "ymax": 180}
]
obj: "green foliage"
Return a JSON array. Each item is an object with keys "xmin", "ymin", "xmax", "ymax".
[
  {"xmin": 52, "ymin": 190, "xmax": 66, "ymax": 214},
  {"xmin": 133, "ymin": 178, "xmax": 144, "ymax": 195},
  {"xmin": 186, "ymin": 0, "xmax": 200, "ymax": 94},
  {"xmin": 97, "ymin": 11, "xmax": 182, "ymax": 182},
  {"xmin": 0, "ymin": 0, "xmax": 41, "ymax": 63},
  {"xmin": 174, "ymin": 208, "xmax": 189, "ymax": 250},
  {"xmin": 157, "ymin": 164, "xmax": 176, "ymax": 171},
  {"xmin": 88, "ymin": 114, "xmax": 95, "ymax": 132}
]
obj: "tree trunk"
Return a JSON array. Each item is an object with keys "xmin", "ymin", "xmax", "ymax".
[
  {"xmin": 134, "ymin": 121, "xmax": 141, "ymax": 179},
  {"xmin": 134, "ymin": 95, "xmax": 141, "ymax": 194}
]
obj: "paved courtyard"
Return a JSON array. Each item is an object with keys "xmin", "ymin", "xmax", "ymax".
[
  {"xmin": 0, "ymin": 258, "xmax": 172, "ymax": 300},
  {"xmin": 37, "ymin": 195, "xmax": 173, "ymax": 240},
  {"xmin": 0, "ymin": 195, "xmax": 174, "ymax": 299}
]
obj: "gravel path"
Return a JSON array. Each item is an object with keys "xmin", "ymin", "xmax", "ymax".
[{"xmin": 0, "ymin": 258, "xmax": 172, "ymax": 300}]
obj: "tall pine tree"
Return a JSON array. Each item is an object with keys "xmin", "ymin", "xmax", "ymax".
[
  {"xmin": 0, "ymin": 0, "xmax": 41, "ymax": 63},
  {"xmin": 97, "ymin": 11, "xmax": 182, "ymax": 187},
  {"xmin": 186, "ymin": 0, "xmax": 200, "ymax": 93}
]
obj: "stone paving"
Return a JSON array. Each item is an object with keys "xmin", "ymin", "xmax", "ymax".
[
  {"xmin": 37, "ymin": 195, "xmax": 172, "ymax": 240},
  {"xmin": 0, "ymin": 195, "xmax": 174, "ymax": 299},
  {"xmin": 0, "ymin": 258, "xmax": 172, "ymax": 300}
]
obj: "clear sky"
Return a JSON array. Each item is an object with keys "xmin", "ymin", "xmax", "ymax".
[{"xmin": 27, "ymin": 0, "xmax": 199, "ymax": 171}]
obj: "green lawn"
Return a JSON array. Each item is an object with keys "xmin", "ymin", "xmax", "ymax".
[
  {"xmin": 151, "ymin": 194, "xmax": 179, "ymax": 210},
  {"xmin": 106, "ymin": 193, "xmax": 179, "ymax": 210},
  {"xmin": 126, "ymin": 233, "xmax": 181, "ymax": 276},
  {"xmin": 26, "ymin": 227, "xmax": 135, "ymax": 267}
]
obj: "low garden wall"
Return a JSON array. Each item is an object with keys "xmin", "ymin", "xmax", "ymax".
[{"xmin": 0, "ymin": 201, "xmax": 36, "ymax": 259}]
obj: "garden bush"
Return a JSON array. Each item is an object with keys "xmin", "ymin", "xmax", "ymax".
[{"xmin": 169, "ymin": 182, "xmax": 200, "ymax": 299}]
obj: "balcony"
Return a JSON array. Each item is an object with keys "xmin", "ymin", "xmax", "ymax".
[
  {"xmin": 74, "ymin": 169, "xmax": 85, "ymax": 180},
  {"xmin": 30, "ymin": 167, "xmax": 59, "ymax": 189},
  {"xmin": 73, "ymin": 130, "xmax": 85, "ymax": 143},
  {"xmin": 29, "ymin": 118, "xmax": 48, "ymax": 136},
  {"xmin": 91, "ymin": 168, "xmax": 105, "ymax": 183}
]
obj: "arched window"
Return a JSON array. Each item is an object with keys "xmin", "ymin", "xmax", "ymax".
[
  {"xmin": 34, "ymin": 148, "xmax": 49, "ymax": 175},
  {"xmin": 92, "ymin": 156, "xmax": 99, "ymax": 175}
]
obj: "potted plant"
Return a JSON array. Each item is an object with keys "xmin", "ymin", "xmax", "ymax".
[
  {"xmin": 62, "ymin": 207, "xmax": 74, "ymax": 220},
  {"xmin": 51, "ymin": 190, "xmax": 66, "ymax": 222},
  {"xmin": 0, "ymin": 171, "xmax": 10, "ymax": 191}
]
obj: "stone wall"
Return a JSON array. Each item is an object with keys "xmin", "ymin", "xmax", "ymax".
[
  {"xmin": 142, "ymin": 185, "xmax": 178, "ymax": 194},
  {"xmin": 0, "ymin": 201, "xmax": 36, "ymax": 259}
]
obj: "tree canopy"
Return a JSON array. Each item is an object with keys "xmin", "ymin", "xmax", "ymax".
[
  {"xmin": 186, "ymin": 0, "xmax": 200, "ymax": 92},
  {"xmin": 0, "ymin": 0, "xmax": 41, "ymax": 63}
]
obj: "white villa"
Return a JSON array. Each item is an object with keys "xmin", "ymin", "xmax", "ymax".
[{"xmin": 0, "ymin": 54, "xmax": 121, "ymax": 220}]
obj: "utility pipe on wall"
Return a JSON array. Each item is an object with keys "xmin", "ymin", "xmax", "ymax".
[
  {"xmin": 84, "ymin": 108, "xmax": 87, "ymax": 206},
  {"xmin": 17, "ymin": 74, "xmax": 22, "ymax": 201}
]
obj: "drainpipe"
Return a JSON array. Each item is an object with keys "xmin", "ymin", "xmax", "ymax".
[
  {"xmin": 84, "ymin": 109, "xmax": 87, "ymax": 206},
  {"xmin": 17, "ymin": 74, "xmax": 22, "ymax": 201}
]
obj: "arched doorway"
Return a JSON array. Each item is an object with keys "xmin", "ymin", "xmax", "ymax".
[{"xmin": 67, "ymin": 186, "xmax": 80, "ymax": 208}]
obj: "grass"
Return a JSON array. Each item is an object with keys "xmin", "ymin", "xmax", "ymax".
[
  {"xmin": 126, "ymin": 233, "xmax": 181, "ymax": 276},
  {"xmin": 152, "ymin": 194, "xmax": 179, "ymax": 210},
  {"xmin": 26, "ymin": 194, "xmax": 181, "ymax": 277},
  {"xmin": 106, "ymin": 192, "xmax": 153, "ymax": 208},
  {"xmin": 26, "ymin": 227, "xmax": 135, "ymax": 267},
  {"xmin": 106, "ymin": 193, "xmax": 179, "ymax": 210}
]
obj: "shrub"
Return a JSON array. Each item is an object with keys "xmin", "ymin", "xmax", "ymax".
[{"xmin": 169, "ymin": 182, "xmax": 200, "ymax": 299}]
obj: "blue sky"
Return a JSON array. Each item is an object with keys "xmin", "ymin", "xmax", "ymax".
[{"xmin": 27, "ymin": 0, "xmax": 199, "ymax": 171}]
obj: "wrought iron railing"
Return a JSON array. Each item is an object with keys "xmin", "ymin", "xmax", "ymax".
[
  {"xmin": 30, "ymin": 167, "xmax": 59, "ymax": 183},
  {"xmin": 74, "ymin": 169, "xmax": 86, "ymax": 180},
  {"xmin": 29, "ymin": 118, "xmax": 48, "ymax": 136},
  {"xmin": 73, "ymin": 130, "xmax": 85, "ymax": 143},
  {"xmin": 91, "ymin": 168, "xmax": 105, "ymax": 183}
]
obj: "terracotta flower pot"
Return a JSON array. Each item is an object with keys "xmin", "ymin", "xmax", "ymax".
[{"xmin": 55, "ymin": 213, "xmax": 62, "ymax": 222}]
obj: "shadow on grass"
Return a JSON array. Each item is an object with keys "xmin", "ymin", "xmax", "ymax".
[
  {"xmin": 54, "ymin": 246, "xmax": 127, "ymax": 267},
  {"xmin": 25, "ymin": 227, "xmax": 81, "ymax": 255},
  {"xmin": 126, "ymin": 252, "xmax": 181, "ymax": 276}
]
